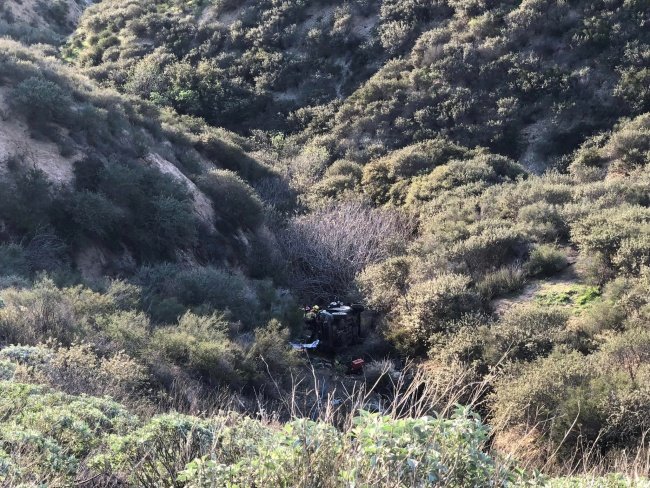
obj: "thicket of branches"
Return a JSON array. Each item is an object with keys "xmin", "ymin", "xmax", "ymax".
[{"xmin": 280, "ymin": 201, "xmax": 412, "ymax": 303}]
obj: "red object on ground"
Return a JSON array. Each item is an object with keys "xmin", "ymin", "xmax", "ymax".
[{"xmin": 351, "ymin": 359, "xmax": 365, "ymax": 371}]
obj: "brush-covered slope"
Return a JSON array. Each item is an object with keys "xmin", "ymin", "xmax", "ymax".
[
  {"xmin": 1, "ymin": 0, "xmax": 650, "ymax": 483},
  {"xmin": 304, "ymin": 0, "xmax": 650, "ymax": 170},
  {"xmin": 0, "ymin": 0, "xmax": 87, "ymax": 44},
  {"xmin": 65, "ymin": 0, "xmax": 452, "ymax": 132},
  {"xmin": 67, "ymin": 0, "xmax": 649, "ymax": 171},
  {"xmin": 0, "ymin": 36, "xmax": 301, "ymax": 426},
  {"xmin": 0, "ymin": 378, "xmax": 525, "ymax": 487},
  {"xmin": 0, "ymin": 38, "xmax": 281, "ymax": 279}
]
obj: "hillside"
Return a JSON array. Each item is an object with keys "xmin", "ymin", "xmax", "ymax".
[
  {"xmin": 68, "ymin": 0, "xmax": 649, "ymax": 170},
  {"xmin": 0, "ymin": 0, "xmax": 87, "ymax": 44},
  {"xmin": 65, "ymin": 0, "xmax": 394, "ymax": 131},
  {"xmin": 0, "ymin": 39, "xmax": 283, "ymax": 275},
  {"xmin": 304, "ymin": 0, "xmax": 650, "ymax": 169},
  {"xmin": 0, "ymin": 0, "xmax": 649, "ymax": 486}
]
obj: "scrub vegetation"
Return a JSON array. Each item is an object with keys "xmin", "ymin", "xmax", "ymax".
[{"xmin": 0, "ymin": 0, "xmax": 649, "ymax": 485}]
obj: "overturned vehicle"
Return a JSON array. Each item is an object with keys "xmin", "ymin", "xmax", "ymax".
[{"xmin": 304, "ymin": 302, "xmax": 370, "ymax": 351}]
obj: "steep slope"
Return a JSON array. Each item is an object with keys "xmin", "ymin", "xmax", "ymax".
[
  {"xmin": 304, "ymin": 0, "xmax": 650, "ymax": 169},
  {"xmin": 1, "ymin": 0, "xmax": 650, "ymax": 480},
  {"xmin": 0, "ymin": 0, "xmax": 87, "ymax": 44},
  {"xmin": 65, "ymin": 0, "xmax": 649, "ymax": 171},
  {"xmin": 65, "ymin": 0, "xmax": 452, "ymax": 132},
  {"xmin": 0, "ymin": 39, "xmax": 278, "ymax": 278},
  {"xmin": 354, "ymin": 113, "xmax": 650, "ymax": 463}
]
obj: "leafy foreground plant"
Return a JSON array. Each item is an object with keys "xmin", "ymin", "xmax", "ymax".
[
  {"xmin": 176, "ymin": 407, "xmax": 522, "ymax": 487},
  {"xmin": 0, "ymin": 380, "xmax": 527, "ymax": 487}
]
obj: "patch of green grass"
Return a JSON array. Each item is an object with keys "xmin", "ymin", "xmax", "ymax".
[
  {"xmin": 575, "ymin": 286, "xmax": 601, "ymax": 306},
  {"xmin": 535, "ymin": 284, "xmax": 601, "ymax": 313}
]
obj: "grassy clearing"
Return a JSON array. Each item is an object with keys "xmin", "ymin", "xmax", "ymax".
[{"xmin": 535, "ymin": 284, "xmax": 602, "ymax": 313}]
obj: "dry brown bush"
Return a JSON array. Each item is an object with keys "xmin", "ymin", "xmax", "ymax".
[{"xmin": 280, "ymin": 201, "xmax": 413, "ymax": 302}]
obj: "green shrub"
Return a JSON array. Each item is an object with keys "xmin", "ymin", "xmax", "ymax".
[
  {"xmin": 197, "ymin": 169, "xmax": 264, "ymax": 231},
  {"xmin": 0, "ymin": 167, "xmax": 53, "ymax": 236},
  {"xmin": 389, "ymin": 273, "xmax": 481, "ymax": 355},
  {"xmin": 11, "ymin": 76, "xmax": 72, "ymax": 125},
  {"xmin": 571, "ymin": 206, "xmax": 650, "ymax": 274},
  {"xmin": 575, "ymin": 251, "xmax": 613, "ymax": 286},
  {"xmin": 178, "ymin": 407, "xmax": 522, "ymax": 488},
  {"xmin": 360, "ymin": 139, "xmax": 472, "ymax": 205},
  {"xmin": 535, "ymin": 285, "xmax": 601, "ymax": 311},
  {"xmin": 14, "ymin": 343, "xmax": 148, "ymax": 402},
  {"xmin": 307, "ymin": 173, "xmax": 359, "ymax": 204},
  {"xmin": 0, "ymin": 360, "xmax": 15, "ymax": 380},
  {"xmin": 0, "ymin": 274, "xmax": 30, "ymax": 290},
  {"xmin": 153, "ymin": 312, "xmax": 245, "ymax": 387},
  {"xmin": 346, "ymin": 407, "xmax": 516, "ymax": 486},
  {"xmin": 568, "ymin": 136, "xmax": 608, "ymax": 180},
  {"xmin": 526, "ymin": 244, "xmax": 568, "ymax": 277},
  {"xmin": 406, "ymin": 153, "xmax": 524, "ymax": 206},
  {"xmin": 147, "ymin": 296, "xmax": 187, "ymax": 324},
  {"xmin": 98, "ymin": 413, "xmax": 214, "ymax": 487},
  {"xmin": 147, "ymin": 195, "xmax": 198, "ymax": 253},
  {"xmin": 362, "ymin": 158, "xmax": 394, "ymax": 205},
  {"xmin": 0, "ymin": 344, "xmax": 52, "ymax": 367},
  {"xmin": 36, "ymin": 0, "xmax": 70, "ymax": 29},
  {"xmin": 245, "ymin": 319, "xmax": 299, "ymax": 387},
  {"xmin": 0, "ymin": 244, "xmax": 28, "ymax": 277},
  {"xmin": 357, "ymin": 256, "xmax": 412, "ymax": 313},
  {"xmin": 87, "ymin": 160, "xmax": 200, "ymax": 260},
  {"xmin": 491, "ymin": 303, "xmax": 570, "ymax": 363},
  {"xmin": 172, "ymin": 267, "xmax": 259, "ymax": 325},
  {"xmin": 438, "ymin": 303, "xmax": 570, "ymax": 370},
  {"xmin": 606, "ymin": 114, "xmax": 650, "ymax": 174},
  {"xmin": 54, "ymin": 189, "xmax": 124, "ymax": 241},
  {"xmin": 448, "ymin": 226, "xmax": 525, "ymax": 276},
  {"xmin": 615, "ymin": 67, "xmax": 650, "ymax": 114},
  {"xmin": 196, "ymin": 130, "xmax": 273, "ymax": 181},
  {"xmin": 0, "ymin": 278, "xmax": 82, "ymax": 345},
  {"xmin": 481, "ymin": 175, "xmax": 573, "ymax": 222},
  {"xmin": 493, "ymin": 322, "xmax": 650, "ymax": 456},
  {"xmin": 432, "ymin": 318, "xmax": 493, "ymax": 367},
  {"xmin": 325, "ymin": 160, "xmax": 363, "ymax": 179},
  {"xmin": 188, "ymin": 339, "xmax": 243, "ymax": 387},
  {"xmin": 0, "ymin": 277, "xmax": 148, "ymax": 348},
  {"xmin": 612, "ymin": 235, "xmax": 650, "ymax": 275},
  {"xmin": 105, "ymin": 280, "xmax": 141, "ymax": 311},
  {"xmin": 516, "ymin": 201, "xmax": 568, "ymax": 241},
  {"xmin": 244, "ymin": 226, "xmax": 287, "ymax": 281},
  {"xmin": 95, "ymin": 310, "xmax": 149, "ymax": 357},
  {"xmin": 0, "ymin": 382, "xmax": 137, "ymax": 485},
  {"xmin": 476, "ymin": 264, "xmax": 526, "ymax": 299},
  {"xmin": 491, "ymin": 351, "xmax": 600, "ymax": 451}
]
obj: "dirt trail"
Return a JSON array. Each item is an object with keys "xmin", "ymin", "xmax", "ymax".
[{"xmin": 491, "ymin": 247, "xmax": 581, "ymax": 317}]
